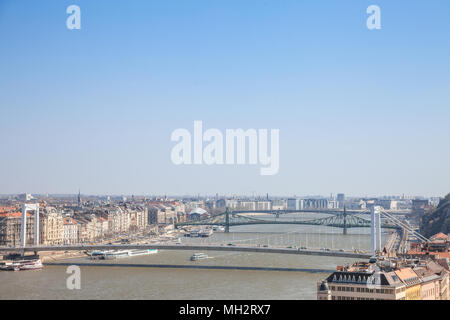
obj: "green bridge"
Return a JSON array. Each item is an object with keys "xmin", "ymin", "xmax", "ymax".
[{"xmin": 175, "ymin": 208, "xmax": 400, "ymax": 234}]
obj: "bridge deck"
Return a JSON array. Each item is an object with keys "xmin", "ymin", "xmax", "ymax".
[{"xmin": 0, "ymin": 244, "xmax": 371, "ymax": 259}]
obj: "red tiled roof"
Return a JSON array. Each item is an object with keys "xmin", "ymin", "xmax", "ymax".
[
  {"xmin": 406, "ymin": 250, "xmax": 450, "ymax": 260},
  {"xmin": 0, "ymin": 206, "xmax": 18, "ymax": 213},
  {"xmin": 63, "ymin": 217, "xmax": 77, "ymax": 225},
  {"xmin": 431, "ymin": 232, "xmax": 448, "ymax": 241},
  {"xmin": 0, "ymin": 212, "xmax": 31, "ymax": 217}
]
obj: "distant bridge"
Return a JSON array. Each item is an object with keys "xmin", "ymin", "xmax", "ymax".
[
  {"xmin": 176, "ymin": 209, "xmax": 400, "ymax": 234},
  {"xmin": 0, "ymin": 244, "xmax": 371, "ymax": 259}
]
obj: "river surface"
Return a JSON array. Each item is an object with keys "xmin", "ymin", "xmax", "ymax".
[{"xmin": 0, "ymin": 213, "xmax": 387, "ymax": 300}]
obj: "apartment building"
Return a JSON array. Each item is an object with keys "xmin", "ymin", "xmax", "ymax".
[
  {"xmin": 148, "ymin": 205, "xmax": 177, "ymax": 224},
  {"xmin": 317, "ymin": 269, "xmax": 406, "ymax": 300},
  {"xmin": 107, "ymin": 208, "xmax": 130, "ymax": 234},
  {"xmin": 40, "ymin": 208, "xmax": 64, "ymax": 245},
  {"xmin": 130, "ymin": 208, "xmax": 148, "ymax": 231},
  {"xmin": 394, "ymin": 268, "xmax": 421, "ymax": 300},
  {"xmin": 318, "ymin": 255, "xmax": 449, "ymax": 300},
  {"xmin": 0, "ymin": 211, "xmax": 35, "ymax": 246},
  {"xmin": 63, "ymin": 217, "xmax": 79, "ymax": 245}
]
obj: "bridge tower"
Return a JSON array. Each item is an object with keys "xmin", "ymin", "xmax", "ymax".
[
  {"xmin": 342, "ymin": 207, "xmax": 347, "ymax": 235},
  {"xmin": 225, "ymin": 207, "xmax": 230, "ymax": 233},
  {"xmin": 21, "ymin": 203, "xmax": 40, "ymax": 248},
  {"xmin": 370, "ymin": 206, "xmax": 382, "ymax": 256}
]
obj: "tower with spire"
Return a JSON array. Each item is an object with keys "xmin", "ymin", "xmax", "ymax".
[{"xmin": 78, "ymin": 189, "xmax": 82, "ymax": 208}]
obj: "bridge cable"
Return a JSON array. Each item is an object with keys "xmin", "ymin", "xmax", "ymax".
[{"xmin": 379, "ymin": 209, "xmax": 429, "ymax": 243}]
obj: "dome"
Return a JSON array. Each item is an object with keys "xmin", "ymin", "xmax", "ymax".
[
  {"xmin": 319, "ymin": 281, "xmax": 329, "ymax": 291},
  {"xmin": 188, "ymin": 208, "xmax": 208, "ymax": 215}
]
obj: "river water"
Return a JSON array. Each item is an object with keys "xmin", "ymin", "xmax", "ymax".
[{"xmin": 0, "ymin": 213, "xmax": 386, "ymax": 300}]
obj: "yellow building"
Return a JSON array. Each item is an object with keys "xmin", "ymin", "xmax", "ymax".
[{"xmin": 394, "ymin": 268, "xmax": 422, "ymax": 300}]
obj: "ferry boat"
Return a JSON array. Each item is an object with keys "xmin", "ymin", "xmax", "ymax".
[
  {"xmin": 102, "ymin": 249, "xmax": 158, "ymax": 260},
  {"xmin": 190, "ymin": 253, "xmax": 209, "ymax": 261},
  {"xmin": 189, "ymin": 230, "xmax": 201, "ymax": 237},
  {"xmin": 0, "ymin": 259, "xmax": 42, "ymax": 271},
  {"xmin": 103, "ymin": 250, "xmax": 132, "ymax": 260},
  {"xmin": 0, "ymin": 261, "xmax": 20, "ymax": 271},
  {"xmin": 89, "ymin": 250, "xmax": 111, "ymax": 260},
  {"xmin": 128, "ymin": 249, "xmax": 158, "ymax": 257},
  {"xmin": 199, "ymin": 229, "xmax": 213, "ymax": 237},
  {"xmin": 18, "ymin": 259, "xmax": 43, "ymax": 270}
]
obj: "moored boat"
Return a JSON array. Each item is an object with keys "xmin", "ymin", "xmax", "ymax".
[
  {"xmin": 190, "ymin": 253, "xmax": 209, "ymax": 261},
  {"xmin": 199, "ymin": 229, "xmax": 213, "ymax": 237},
  {"xmin": 18, "ymin": 259, "xmax": 43, "ymax": 270},
  {"xmin": 89, "ymin": 250, "xmax": 112, "ymax": 260},
  {"xmin": 101, "ymin": 249, "xmax": 159, "ymax": 260},
  {"xmin": 128, "ymin": 249, "xmax": 158, "ymax": 257},
  {"xmin": 0, "ymin": 259, "xmax": 42, "ymax": 271}
]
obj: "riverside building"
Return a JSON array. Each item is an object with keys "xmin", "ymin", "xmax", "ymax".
[{"xmin": 317, "ymin": 256, "xmax": 449, "ymax": 300}]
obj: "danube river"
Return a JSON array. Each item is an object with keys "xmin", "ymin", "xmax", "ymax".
[{"xmin": 0, "ymin": 213, "xmax": 386, "ymax": 300}]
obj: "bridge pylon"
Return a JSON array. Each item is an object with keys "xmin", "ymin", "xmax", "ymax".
[
  {"xmin": 225, "ymin": 207, "xmax": 230, "ymax": 233},
  {"xmin": 371, "ymin": 206, "xmax": 382, "ymax": 256},
  {"xmin": 343, "ymin": 207, "xmax": 347, "ymax": 235}
]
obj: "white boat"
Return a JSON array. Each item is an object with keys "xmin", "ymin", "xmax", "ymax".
[
  {"xmin": 189, "ymin": 230, "xmax": 200, "ymax": 237},
  {"xmin": 190, "ymin": 253, "xmax": 209, "ymax": 261},
  {"xmin": 199, "ymin": 229, "xmax": 213, "ymax": 237},
  {"xmin": 103, "ymin": 249, "xmax": 158, "ymax": 259},
  {"xmin": 0, "ymin": 259, "xmax": 43, "ymax": 271},
  {"xmin": 18, "ymin": 259, "xmax": 43, "ymax": 270},
  {"xmin": 89, "ymin": 250, "xmax": 112, "ymax": 260},
  {"xmin": 0, "ymin": 261, "xmax": 20, "ymax": 271},
  {"xmin": 128, "ymin": 249, "xmax": 158, "ymax": 257},
  {"xmin": 103, "ymin": 250, "xmax": 130, "ymax": 260}
]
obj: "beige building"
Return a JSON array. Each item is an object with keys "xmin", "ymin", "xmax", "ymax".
[
  {"xmin": 414, "ymin": 267, "xmax": 441, "ymax": 300},
  {"xmin": 97, "ymin": 217, "xmax": 109, "ymax": 238},
  {"xmin": 107, "ymin": 208, "xmax": 130, "ymax": 235},
  {"xmin": 317, "ymin": 269, "xmax": 406, "ymax": 300},
  {"xmin": 40, "ymin": 209, "xmax": 63, "ymax": 245},
  {"xmin": 318, "ymin": 258, "xmax": 450, "ymax": 300},
  {"xmin": 63, "ymin": 217, "xmax": 79, "ymax": 245},
  {"xmin": 0, "ymin": 211, "xmax": 35, "ymax": 246},
  {"xmin": 130, "ymin": 208, "xmax": 147, "ymax": 231},
  {"xmin": 148, "ymin": 205, "xmax": 177, "ymax": 225}
]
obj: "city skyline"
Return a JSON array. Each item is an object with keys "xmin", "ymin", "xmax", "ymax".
[
  {"xmin": 0, "ymin": 191, "xmax": 442, "ymax": 201},
  {"xmin": 1, "ymin": 0, "xmax": 449, "ymax": 196}
]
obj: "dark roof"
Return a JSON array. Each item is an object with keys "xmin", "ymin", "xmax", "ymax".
[{"xmin": 326, "ymin": 271, "xmax": 391, "ymax": 286}]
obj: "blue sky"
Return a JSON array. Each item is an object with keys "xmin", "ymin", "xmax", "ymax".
[{"xmin": 0, "ymin": 0, "xmax": 449, "ymax": 197}]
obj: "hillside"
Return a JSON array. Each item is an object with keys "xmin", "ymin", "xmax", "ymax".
[{"xmin": 420, "ymin": 194, "xmax": 450, "ymax": 238}]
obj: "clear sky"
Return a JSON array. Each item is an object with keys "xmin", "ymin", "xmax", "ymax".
[{"xmin": 0, "ymin": 0, "xmax": 449, "ymax": 197}]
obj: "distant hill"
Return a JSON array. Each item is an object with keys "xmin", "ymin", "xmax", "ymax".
[{"xmin": 420, "ymin": 194, "xmax": 450, "ymax": 238}]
